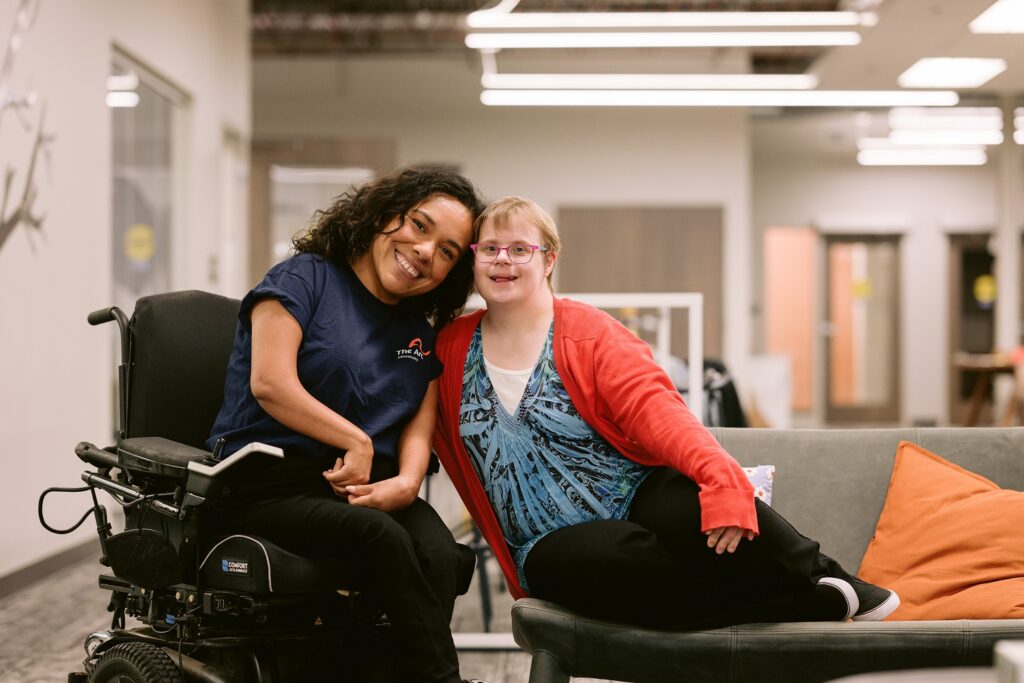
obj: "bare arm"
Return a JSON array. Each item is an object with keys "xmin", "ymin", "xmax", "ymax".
[
  {"xmin": 346, "ymin": 381, "xmax": 439, "ymax": 511},
  {"xmin": 250, "ymin": 298, "xmax": 373, "ymax": 485}
]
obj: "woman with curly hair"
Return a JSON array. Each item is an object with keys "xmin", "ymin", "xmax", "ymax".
[{"xmin": 208, "ymin": 166, "xmax": 487, "ymax": 683}]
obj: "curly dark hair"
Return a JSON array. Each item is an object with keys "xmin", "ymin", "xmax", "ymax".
[{"xmin": 292, "ymin": 165, "xmax": 485, "ymax": 330}]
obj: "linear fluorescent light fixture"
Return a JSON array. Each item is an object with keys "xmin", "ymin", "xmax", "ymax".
[
  {"xmin": 889, "ymin": 129, "xmax": 1004, "ymax": 146},
  {"xmin": 480, "ymin": 89, "xmax": 959, "ymax": 108},
  {"xmin": 857, "ymin": 149, "xmax": 988, "ymax": 165},
  {"xmin": 857, "ymin": 136, "xmax": 992, "ymax": 151},
  {"xmin": 481, "ymin": 73, "xmax": 819, "ymax": 90},
  {"xmin": 467, "ymin": 11, "xmax": 877, "ymax": 28},
  {"xmin": 1016, "ymin": 130, "xmax": 1024, "ymax": 144},
  {"xmin": 898, "ymin": 58, "xmax": 1007, "ymax": 88},
  {"xmin": 970, "ymin": 0, "xmax": 1024, "ymax": 33},
  {"xmin": 106, "ymin": 91, "xmax": 140, "ymax": 108},
  {"xmin": 888, "ymin": 106, "xmax": 1003, "ymax": 130},
  {"xmin": 464, "ymin": 31, "xmax": 862, "ymax": 50}
]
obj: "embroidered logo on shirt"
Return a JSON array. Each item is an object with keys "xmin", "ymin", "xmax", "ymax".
[{"xmin": 396, "ymin": 337, "xmax": 432, "ymax": 362}]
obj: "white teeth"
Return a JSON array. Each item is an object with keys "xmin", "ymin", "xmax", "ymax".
[{"xmin": 395, "ymin": 251, "xmax": 421, "ymax": 278}]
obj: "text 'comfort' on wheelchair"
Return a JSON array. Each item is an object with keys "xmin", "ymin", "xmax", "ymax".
[{"xmin": 39, "ymin": 290, "xmax": 470, "ymax": 682}]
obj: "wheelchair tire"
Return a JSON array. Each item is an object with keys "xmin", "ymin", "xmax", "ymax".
[{"xmin": 90, "ymin": 642, "xmax": 182, "ymax": 683}]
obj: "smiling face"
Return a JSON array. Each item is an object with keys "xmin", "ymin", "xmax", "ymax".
[
  {"xmin": 473, "ymin": 210, "xmax": 556, "ymax": 307},
  {"xmin": 354, "ymin": 193, "xmax": 474, "ymax": 304}
]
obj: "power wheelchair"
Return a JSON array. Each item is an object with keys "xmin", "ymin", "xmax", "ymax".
[{"xmin": 39, "ymin": 290, "xmax": 474, "ymax": 683}]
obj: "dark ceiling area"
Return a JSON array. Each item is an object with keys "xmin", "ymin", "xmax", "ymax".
[{"xmin": 250, "ymin": 0, "xmax": 842, "ymax": 72}]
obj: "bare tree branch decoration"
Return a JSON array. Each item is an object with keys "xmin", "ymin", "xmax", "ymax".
[{"xmin": 0, "ymin": 0, "xmax": 52, "ymax": 254}]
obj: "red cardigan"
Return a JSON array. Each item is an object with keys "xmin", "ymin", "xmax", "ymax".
[{"xmin": 432, "ymin": 297, "xmax": 757, "ymax": 600}]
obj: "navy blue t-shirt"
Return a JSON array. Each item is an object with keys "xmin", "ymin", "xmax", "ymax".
[{"xmin": 208, "ymin": 253, "xmax": 443, "ymax": 489}]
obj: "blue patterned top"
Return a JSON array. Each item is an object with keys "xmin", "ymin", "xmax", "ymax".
[{"xmin": 459, "ymin": 322, "xmax": 653, "ymax": 589}]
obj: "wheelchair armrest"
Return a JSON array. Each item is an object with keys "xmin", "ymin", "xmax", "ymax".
[
  {"xmin": 185, "ymin": 442, "xmax": 283, "ymax": 499},
  {"xmin": 118, "ymin": 437, "xmax": 212, "ymax": 480}
]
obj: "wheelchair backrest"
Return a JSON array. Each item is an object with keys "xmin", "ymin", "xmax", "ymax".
[{"xmin": 126, "ymin": 290, "xmax": 240, "ymax": 450}]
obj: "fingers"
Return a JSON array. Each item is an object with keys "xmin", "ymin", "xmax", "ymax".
[
  {"xmin": 322, "ymin": 462, "xmax": 369, "ymax": 487},
  {"xmin": 345, "ymin": 484, "xmax": 374, "ymax": 497},
  {"xmin": 706, "ymin": 527, "xmax": 750, "ymax": 554}
]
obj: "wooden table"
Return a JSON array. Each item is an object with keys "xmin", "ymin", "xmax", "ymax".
[{"xmin": 954, "ymin": 351, "xmax": 1017, "ymax": 426}]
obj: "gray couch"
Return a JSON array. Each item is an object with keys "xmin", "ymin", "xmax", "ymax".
[{"xmin": 510, "ymin": 427, "xmax": 1024, "ymax": 683}]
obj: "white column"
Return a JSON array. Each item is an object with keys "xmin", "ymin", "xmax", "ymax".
[{"xmin": 994, "ymin": 97, "xmax": 1024, "ymax": 409}]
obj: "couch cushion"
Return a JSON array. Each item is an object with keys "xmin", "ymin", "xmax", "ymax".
[{"xmin": 858, "ymin": 441, "xmax": 1024, "ymax": 620}]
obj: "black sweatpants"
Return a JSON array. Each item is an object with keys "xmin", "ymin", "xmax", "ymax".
[
  {"xmin": 219, "ymin": 492, "xmax": 464, "ymax": 683},
  {"xmin": 523, "ymin": 467, "xmax": 839, "ymax": 630}
]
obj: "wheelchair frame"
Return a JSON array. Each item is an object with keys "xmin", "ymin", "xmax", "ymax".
[{"xmin": 40, "ymin": 293, "xmax": 393, "ymax": 683}]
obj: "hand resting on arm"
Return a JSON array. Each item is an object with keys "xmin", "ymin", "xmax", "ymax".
[{"xmin": 249, "ymin": 298, "xmax": 374, "ymax": 489}]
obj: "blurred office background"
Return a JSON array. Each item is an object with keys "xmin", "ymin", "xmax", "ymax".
[{"xmin": 1, "ymin": 0, "xmax": 1023, "ymax": 672}]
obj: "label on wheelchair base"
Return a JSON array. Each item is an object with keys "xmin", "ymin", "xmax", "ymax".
[{"xmin": 221, "ymin": 558, "xmax": 250, "ymax": 576}]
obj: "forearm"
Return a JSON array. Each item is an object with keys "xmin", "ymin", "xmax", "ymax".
[{"xmin": 253, "ymin": 376, "xmax": 371, "ymax": 454}]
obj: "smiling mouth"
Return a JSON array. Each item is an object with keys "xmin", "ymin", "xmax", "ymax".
[
  {"xmin": 490, "ymin": 275, "xmax": 517, "ymax": 283},
  {"xmin": 395, "ymin": 250, "xmax": 422, "ymax": 279}
]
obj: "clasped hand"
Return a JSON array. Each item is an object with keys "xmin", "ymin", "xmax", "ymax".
[
  {"xmin": 322, "ymin": 439, "xmax": 373, "ymax": 493},
  {"xmin": 705, "ymin": 526, "xmax": 755, "ymax": 554}
]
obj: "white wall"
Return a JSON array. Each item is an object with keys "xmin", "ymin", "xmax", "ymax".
[
  {"xmin": 0, "ymin": 0, "xmax": 250, "ymax": 578},
  {"xmin": 254, "ymin": 54, "xmax": 753, "ymax": 377},
  {"xmin": 753, "ymin": 120, "xmax": 999, "ymax": 425}
]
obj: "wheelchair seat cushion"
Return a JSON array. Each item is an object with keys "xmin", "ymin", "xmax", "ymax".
[{"xmin": 200, "ymin": 534, "xmax": 352, "ymax": 594}]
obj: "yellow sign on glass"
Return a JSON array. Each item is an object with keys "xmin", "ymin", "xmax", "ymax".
[
  {"xmin": 124, "ymin": 223, "xmax": 155, "ymax": 264},
  {"xmin": 852, "ymin": 279, "xmax": 872, "ymax": 299},
  {"xmin": 974, "ymin": 274, "xmax": 996, "ymax": 305}
]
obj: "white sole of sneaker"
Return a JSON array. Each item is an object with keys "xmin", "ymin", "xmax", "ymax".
[
  {"xmin": 817, "ymin": 577, "xmax": 859, "ymax": 621},
  {"xmin": 852, "ymin": 590, "xmax": 901, "ymax": 622}
]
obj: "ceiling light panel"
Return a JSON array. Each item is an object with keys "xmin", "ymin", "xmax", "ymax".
[
  {"xmin": 481, "ymin": 73, "xmax": 820, "ymax": 90},
  {"xmin": 856, "ymin": 137, "xmax": 988, "ymax": 151},
  {"xmin": 480, "ymin": 90, "xmax": 959, "ymax": 108},
  {"xmin": 888, "ymin": 107, "xmax": 1003, "ymax": 130},
  {"xmin": 897, "ymin": 58, "xmax": 1007, "ymax": 88},
  {"xmin": 888, "ymin": 129, "xmax": 1005, "ymax": 145},
  {"xmin": 467, "ymin": 11, "xmax": 877, "ymax": 29},
  {"xmin": 464, "ymin": 31, "xmax": 862, "ymax": 50},
  {"xmin": 970, "ymin": 0, "xmax": 1024, "ymax": 33},
  {"xmin": 857, "ymin": 149, "xmax": 988, "ymax": 165}
]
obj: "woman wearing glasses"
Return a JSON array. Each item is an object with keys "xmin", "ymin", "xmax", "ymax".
[{"xmin": 432, "ymin": 196, "xmax": 899, "ymax": 630}]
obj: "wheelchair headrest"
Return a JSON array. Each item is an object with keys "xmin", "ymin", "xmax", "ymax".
[{"xmin": 127, "ymin": 290, "xmax": 240, "ymax": 450}]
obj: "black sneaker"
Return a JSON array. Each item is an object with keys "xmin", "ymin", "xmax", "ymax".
[
  {"xmin": 849, "ymin": 577, "xmax": 900, "ymax": 621},
  {"xmin": 815, "ymin": 577, "xmax": 859, "ymax": 621}
]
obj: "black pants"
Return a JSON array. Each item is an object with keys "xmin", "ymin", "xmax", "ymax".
[
  {"xmin": 523, "ymin": 467, "xmax": 840, "ymax": 630},
  {"xmin": 219, "ymin": 492, "xmax": 464, "ymax": 683}
]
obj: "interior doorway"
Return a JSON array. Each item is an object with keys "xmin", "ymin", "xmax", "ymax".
[
  {"xmin": 948, "ymin": 233, "xmax": 996, "ymax": 425},
  {"xmin": 823, "ymin": 235, "xmax": 901, "ymax": 424}
]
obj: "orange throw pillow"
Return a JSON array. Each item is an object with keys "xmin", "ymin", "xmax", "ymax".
[{"xmin": 857, "ymin": 441, "xmax": 1024, "ymax": 620}]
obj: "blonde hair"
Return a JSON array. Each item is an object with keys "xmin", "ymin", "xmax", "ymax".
[{"xmin": 474, "ymin": 196, "xmax": 561, "ymax": 286}]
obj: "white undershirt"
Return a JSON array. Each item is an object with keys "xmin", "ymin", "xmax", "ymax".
[{"xmin": 483, "ymin": 356, "xmax": 532, "ymax": 415}]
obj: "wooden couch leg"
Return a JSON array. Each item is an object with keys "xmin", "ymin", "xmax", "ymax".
[{"xmin": 528, "ymin": 649, "xmax": 570, "ymax": 683}]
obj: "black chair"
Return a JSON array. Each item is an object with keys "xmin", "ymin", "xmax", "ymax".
[{"xmin": 40, "ymin": 290, "xmax": 472, "ymax": 683}]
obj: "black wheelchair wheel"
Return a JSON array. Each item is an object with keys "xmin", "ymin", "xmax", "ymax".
[{"xmin": 91, "ymin": 642, "xmax": 182, "ymax": 683}]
